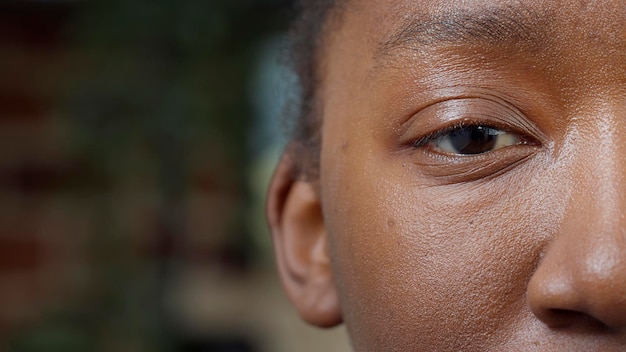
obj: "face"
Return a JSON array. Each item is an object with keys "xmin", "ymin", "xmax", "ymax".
[{"xmin": 269, "ymin": 0, "xmax": 626, "ymax": 351}]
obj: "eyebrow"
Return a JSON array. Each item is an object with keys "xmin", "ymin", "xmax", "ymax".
[{"xmin": 377, "ymin": 4, "xmax": 549, "ymax": 59}]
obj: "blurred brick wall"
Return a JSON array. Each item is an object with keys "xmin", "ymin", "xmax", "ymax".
[
  {"xmin": 0, "ymin": 2, "xmax": 255, "ymax": 349},
  {"xmin": 0, "ymin": 1, "xmax": 88, "ymax": 342},
  {"xmin": 0, "ymin": 2, "xmax": 353, "ymax": 351}
]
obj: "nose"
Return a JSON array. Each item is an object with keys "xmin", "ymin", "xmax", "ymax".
[
  {"xmin": 527, "ymin": 154, "xmax": 626, "ymax": 331},
  {"xmin": 527, "ymin": 231, "xmax": 626, "ymax": 330}
]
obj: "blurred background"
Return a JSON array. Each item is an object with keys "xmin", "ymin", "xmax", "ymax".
[{"xmin": 0, "ymin": 0, "xmax": 350, "ymax": 351}]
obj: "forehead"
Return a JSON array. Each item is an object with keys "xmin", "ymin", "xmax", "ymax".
[
  {"xmin": 319, "ymin": 0, "xmax": 626, "ymax": 130},
  {"xmin": 323, "ymin": 0, "xmax": 626, "ymax": 77},
  {"xmin": 340, "ymin": 0, "xmax": 626, "ymax": 36}
]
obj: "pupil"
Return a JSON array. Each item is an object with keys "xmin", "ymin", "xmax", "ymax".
[{"xmin": 450, "ymin": 126, "xmax": 497, "ymax": 154}]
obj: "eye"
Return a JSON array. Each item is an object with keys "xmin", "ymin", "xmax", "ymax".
[{"xmin": 418, "ymin": 124, "xmax": 525, "ymax": 155}]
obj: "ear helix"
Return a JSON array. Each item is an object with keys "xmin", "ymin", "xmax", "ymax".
[{"xmin": 266, "ymin": 153, "xmax": 342, "ymax": 327}]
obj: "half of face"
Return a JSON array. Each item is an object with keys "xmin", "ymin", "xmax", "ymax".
[{"xmin": 268, "ymin": 0, "xmax": 626, "ymax": 351}]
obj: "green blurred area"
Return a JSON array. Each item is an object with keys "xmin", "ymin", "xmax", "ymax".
[{"xmin": 1, "ymin": 1, "xmax": 298, "ymax": 351}]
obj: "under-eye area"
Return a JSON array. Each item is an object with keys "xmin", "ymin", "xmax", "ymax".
[{"xmin": 409, "ymin": 140, "xmax": 539, "ymax": 183}]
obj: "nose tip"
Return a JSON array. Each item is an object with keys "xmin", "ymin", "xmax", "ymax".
[
  {"xmin": 528, "ymin": 275, "xmax": 626, "ymax": 331},
  {"xmin": 527, "ymin": 244, "xmax": 626, "ymax": 331}
]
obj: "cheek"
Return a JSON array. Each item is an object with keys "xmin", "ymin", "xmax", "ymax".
[{"xmin": 321, "ymin": 148, "xmax": 570, "ymax": 350}]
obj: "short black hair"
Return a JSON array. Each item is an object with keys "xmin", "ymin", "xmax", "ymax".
[{"xmin": 285, "ymin": 0, "xmax": 339, "ymax": 179}]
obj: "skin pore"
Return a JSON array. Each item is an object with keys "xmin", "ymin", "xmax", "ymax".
[{"xmin": 267, "ymin": 0, "xmax": 626, "ymax": 351}]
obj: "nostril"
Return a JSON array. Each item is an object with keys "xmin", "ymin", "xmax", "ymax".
[
  {"xmin": 539, "ymin": 308, "xmax": 578, "ymax": 328},
  {"xmin": 545, "ymin": 309, "xmax": 609, "ymax": 331}
]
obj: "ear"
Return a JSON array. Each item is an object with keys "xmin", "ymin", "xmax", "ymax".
[{"xmin": 266, "ymin": 151, "xmax": 342, "ymax": 327}]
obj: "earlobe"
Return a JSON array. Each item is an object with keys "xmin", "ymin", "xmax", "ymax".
[{"xmin": 266, "ymin": 152, "xmax": 342, "ymax": 327}]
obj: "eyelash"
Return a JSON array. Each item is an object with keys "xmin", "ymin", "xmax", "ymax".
[
  {"xmin": 412, "ymin": 121, "xmax": 470, "ymax": 148},
  {"xmin": 411, "ymin": 121, "xmax": 512, "ymax": 147},
  {"xmin": 410, "ymin": 120, "xmax": 534, "ymax": 156}
]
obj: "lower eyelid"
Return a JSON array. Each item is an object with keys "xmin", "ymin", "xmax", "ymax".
[{"xmin": 409, "ymin": 144, "xmax": 540, "ymax": 184}]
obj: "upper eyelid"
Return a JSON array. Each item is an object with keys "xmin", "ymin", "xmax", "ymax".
[
  {"xmin": 398, "ymin": 95, "xmax": 548, "ymax": 147},
  {"xmin": 398, "ymin": 92, "xmax": 525, "ymax": 127}
]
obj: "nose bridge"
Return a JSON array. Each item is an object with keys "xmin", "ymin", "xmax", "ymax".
[
  {"xmin": 527, "ymin": 106, "xmax": 626, "ymax": 330},
  {"xmin": 567, "ymin": 105, "xmax": 626, "ymax": 280},
  {"xmin": 579, "ymin": 104, "xmax": 626, "ymax": 235},
  {"xmin": 563, "ymin": 125, "xmax": 626, "ymax": 291}
]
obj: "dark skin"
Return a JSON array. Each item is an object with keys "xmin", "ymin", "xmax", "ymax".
[{"xmin": 268, "ymin": 0, "xmax": 626, "ymax": 350}]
